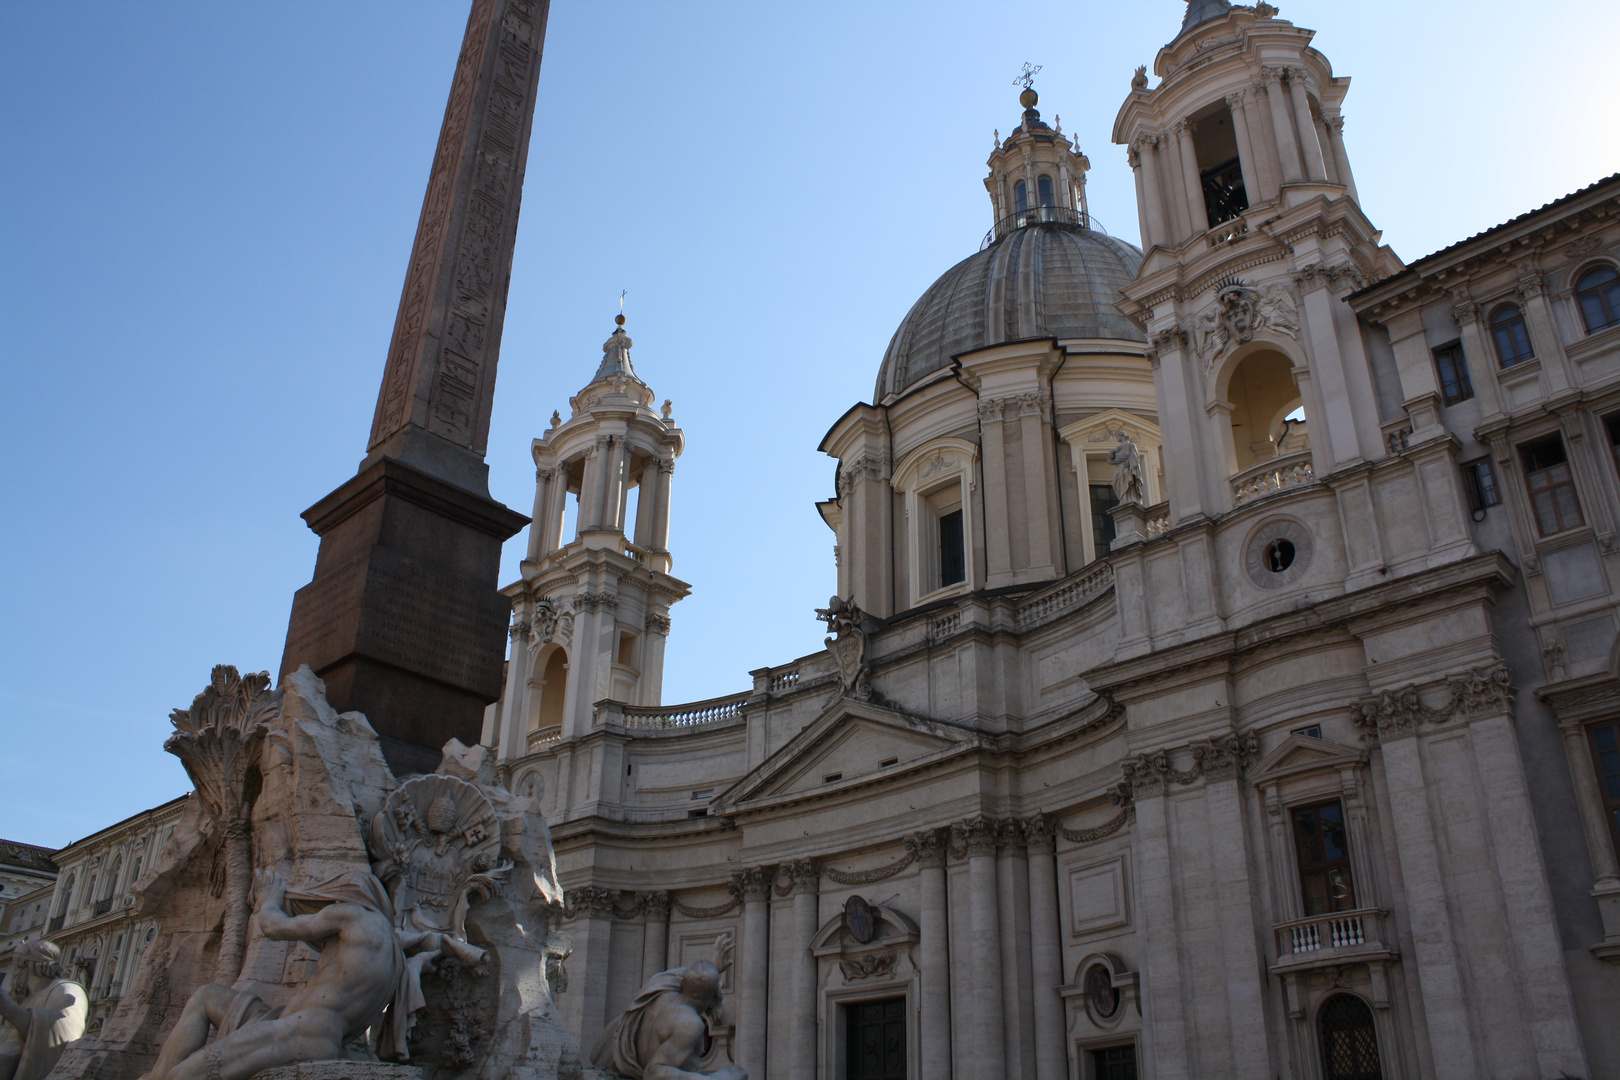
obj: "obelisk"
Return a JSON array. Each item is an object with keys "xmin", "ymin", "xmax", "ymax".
[{"xmin": 281, "ymin": 0, "xmax": 548, "ymax": 774}]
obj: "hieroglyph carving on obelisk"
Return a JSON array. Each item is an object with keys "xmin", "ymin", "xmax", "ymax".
[{"xmin": 370, "ymin": 0, "xmax": 549, "ymax": 458}]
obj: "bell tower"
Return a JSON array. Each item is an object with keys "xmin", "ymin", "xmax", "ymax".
[
  {"xmin": 492, "ymin": 317, "xmax": 689, "ymax": 760},
  {"xmin": 1111, "ymin": 1, "xmax": 1404, "ymax": 537}
]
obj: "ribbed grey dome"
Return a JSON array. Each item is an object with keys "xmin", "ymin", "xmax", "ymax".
[{"xmin": 875, "ymin": 225, "xmax": 1145, "ymax": 401}]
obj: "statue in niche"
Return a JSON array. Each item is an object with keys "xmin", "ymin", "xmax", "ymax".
[
  {"xmin": 370, "ymin": 775, "xmax": 511, "ymax": 1059},
  {"xmin": 0, "ymin": 941, "xmax": 88, "ymax": 1080},
  {"xmin": 141, "ymin": 869, "xmax": 405, "ymax": 1080},
  {"xmin": 590, "ymin": 934, "xmax": 744, "ymax": 1080},
  {"xmin": 1108, "ymin": 430, "xmax": 1146, "ymax": 505}
]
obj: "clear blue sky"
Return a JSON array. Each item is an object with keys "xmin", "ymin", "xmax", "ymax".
[{"xmin": 2, "ymin": 1, "xmax": 1616, "ymax": 848}]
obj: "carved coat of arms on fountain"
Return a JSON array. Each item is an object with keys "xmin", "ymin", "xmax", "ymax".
[{"xmin": 370, "ymin": 775, "xmax": 513, "ymax": 1058}]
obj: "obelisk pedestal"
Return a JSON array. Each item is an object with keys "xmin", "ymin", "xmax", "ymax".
[{"xmin": 282, "ymin": 0, "xmax": 549, "ymax": 774}]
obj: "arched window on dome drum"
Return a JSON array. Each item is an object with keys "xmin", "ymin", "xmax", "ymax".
[
  {"xmin": 1014, "ymin": 179, "xmax": 1028, "ymax": 215},
  {"xmin": 1490, "ymin": 304, "xmax": 1534, "ymax": 367},
  {"xmin": 1037, "ymin": 174, "xmax": 1054, "ymax": 208},
  {"xmin": 1317, "ymin": 994, "xmax": 1383, "ymax": 1080},
  {"xmin": 1576, "ymin": 265, "xmax": 1620, "ymax": 333}
]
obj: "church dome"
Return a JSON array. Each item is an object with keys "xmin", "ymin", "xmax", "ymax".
[{"xmin": 874, "ymin": 222, "xmax": 1146, "ymax": 401}]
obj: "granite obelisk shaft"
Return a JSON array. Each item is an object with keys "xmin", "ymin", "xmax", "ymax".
[{"xmin": 281, "ymin": 0, "xmax": 547, "ymax": 774}]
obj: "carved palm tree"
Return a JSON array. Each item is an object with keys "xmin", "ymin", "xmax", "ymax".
[{"xmin": 165, "ymin": 665, "xmax": 279, "ymax": 984}]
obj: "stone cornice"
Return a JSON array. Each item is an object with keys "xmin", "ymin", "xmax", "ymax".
[{"xmin": 1086, "ymin": 552, "xmax": 1518, "ymax": 698}]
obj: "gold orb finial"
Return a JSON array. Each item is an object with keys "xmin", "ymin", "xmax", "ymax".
[
  {"xmin": 615, "ymin": 313, "xmax": 626, "ymax": 326},
  {"xmin": 1019, "ymin": 87, "xmax": 1038, "ymax": 110}
]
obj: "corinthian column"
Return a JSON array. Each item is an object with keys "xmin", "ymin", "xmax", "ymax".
[
  {"xmin": 997, "ymin": 820, "xmax": 1035, "ymax": 1079},
  {"xmin": 735, "ymin": 866, "xmax": 774, "ymax": 1080},
  {"xmin": 1134, "ymin": 135, "xmax": 1168, "ymax": 250},
  {"xmin": 1174, "ymin": 121, "xmax": 1206, "ymax": 236},
  {"xmin": 787, "ymin": 859, "xmax": 821, "ymax": 1080},
  {"xmin": 956, "ymin": 817, "xmax": 1006, "ymax": 1080},
  {"xmin": 912, "ymin": 830, "xmax": 951, "ymax": 1080},
  {"xmin": 1286, "ymin": 68, "xmax": 1329, "ymax": 181},
  {"xmin": 638, "ymin": 890, "xmax": 670, "ymax": 982},
  {"xmin": 1025, "ymin": 816, "xmax": 1067, "ymax": 1080},
  {"xmin": 1225, "ymin": 92, "xmax": 1260, "ymax": 205},
  {"xmin": 1263, "ymin": 68, "xmax": 1303, "ymax": 183}
]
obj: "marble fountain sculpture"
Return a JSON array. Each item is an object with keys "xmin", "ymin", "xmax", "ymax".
[{"xmin": 37, "ymin": 665, "xmax": 674, "ymax": 1080}]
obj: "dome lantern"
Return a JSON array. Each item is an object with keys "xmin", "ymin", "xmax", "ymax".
[{"xmin": 983, "ymin": 77, "xmax": 1092, "ymax": 246}]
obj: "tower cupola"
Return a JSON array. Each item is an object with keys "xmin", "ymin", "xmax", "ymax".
[
  {"xmin": 983, "ymin": 77, "xmax": 1091, "ymax": 244},
  {"xmin": 492, "ymin": 314, "xmax": 691, "ymax": 757}
]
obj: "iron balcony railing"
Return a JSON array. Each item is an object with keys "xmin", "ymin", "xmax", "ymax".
[{"xmin": 981, "ymin": 203, "xmax": 1088, "ymax": 248}]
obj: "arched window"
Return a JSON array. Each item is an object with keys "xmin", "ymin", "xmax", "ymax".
[
  {"xmin": 1037, "ymin": 174, "xmax": 1054, "ymax": 208},
  {"xmin": 1318, "ymin": 993, "xmax": 1383, "ymax": 1080},
  {"xmin": 1490, "ymin": 304, "xmax": 1534, "ymax": 367},
  {"xmin": 1576, "ymin": 265, "xmax": 1620, "ymax": 333},
  {"xmin": 1013, "ymin": 180, "xmax": 1028, "ymax": 214}
]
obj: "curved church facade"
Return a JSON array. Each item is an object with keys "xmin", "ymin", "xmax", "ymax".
[{"xmin": 486, "ymin": 4, "xmax": 1620, "ymax": 1078}]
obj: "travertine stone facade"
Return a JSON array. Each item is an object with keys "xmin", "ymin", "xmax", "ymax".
[
  {"xmin": 0, "ymin": 800, "xmax": 183, "ymax": 1037},
  {"xmin": 493, "ymin": 5, "xmax": 1620, "ymax": 1079}
]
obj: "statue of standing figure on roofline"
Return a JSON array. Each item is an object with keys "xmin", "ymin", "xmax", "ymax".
[{"xmin": 1108, "ymin": 429, "xmax": 1146, "ymax": 506}]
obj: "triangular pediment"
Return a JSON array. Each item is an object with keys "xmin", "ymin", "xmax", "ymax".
[
  {"xmin": 1248, "ymin": 734, "xmax": 1366, "ymax": 788},
  {"xmin": 713, "ymin": 698, "xmax": 976, "ymax": 813}
]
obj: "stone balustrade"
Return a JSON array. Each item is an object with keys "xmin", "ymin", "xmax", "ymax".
[
  {"xmin": 610, "ymin": 692, "xmax": 750, "ymax": 730},
  {"xmin": 1272, "ymin": 907, "xmax": 1388, "ymax": 964},
  {"xmin": 1015, "ymin": 562, "xmax": 1114, "ymax": 629},
  {"xmin": 1231, "ymin": 449, "xmax": 1315, "ymax": 506}
]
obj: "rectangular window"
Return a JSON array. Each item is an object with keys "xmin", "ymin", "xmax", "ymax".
[
  {"xmin": 1462, "ymin": 459, "xmax": 1501, "ymax": 513},
  {"xmin": 1587, "ymin": 723, "xmax": 1620, "ymax": 859},
  {"xmin": 1432, "ymin": 342, "xmax": 1473, "ymax": 405},
  {"xmin": 1090, "ymin": 483, "xmax": 1120, "ymax": 558},
  {"xmin": 1091, "ymin": 1045, "xmax": 1139, "ymax": 1080},
  {"xmin": 1292, "ymin": 800, "xmax": 1357, "ymax": 915},
  {"xmin": 1606, "ymin": 413, "xmax": 1620, "ymax": 476},
  {"xmin": 938, "ymin": 508, "xmax": 966, "ymax": 587},
  {"xmin": 1521, "ymin": 436, "xmax": 1584, "ymax": 536}
]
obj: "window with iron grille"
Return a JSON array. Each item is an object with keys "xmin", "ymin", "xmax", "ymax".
[
  {"xmin": 1432, "ymin": 342, "xmax": 1473, "ymax": 405},
  {"xmin": 1090, "ymin": 1045, "xmax": 1138, "ymax": 1080},
  {"xmin": 1520, "ymin": 435, "xmax": 1584, "ymax": 536},
  {"xmin": 845, "ymin": 998, "xmax": 905, "ymax": 1080},
  {"xmin": 1318, "ymin": 993, "xmax": 1383, "ymax": 1080},
  {"xmin": 1491, "ymin": 304, "xmax": 1535, "ymax": 367},
  {"xmin": 1462, "ymin": 459, "xmax": 1501, "ymax": 514}
]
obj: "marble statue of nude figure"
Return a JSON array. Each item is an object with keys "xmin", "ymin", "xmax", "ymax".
[
  {"xmin": 143, "ymin": 869, "xmax": 404, "ymax": 1080},
  {"xmin": 591, "ymin": 934, "xmax": 745, "ymax": 1080}
]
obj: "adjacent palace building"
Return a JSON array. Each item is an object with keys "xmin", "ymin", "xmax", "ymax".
[{"xmin": 482, "ymin": 2, "xmax": 1620, "ymax": 1079}]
